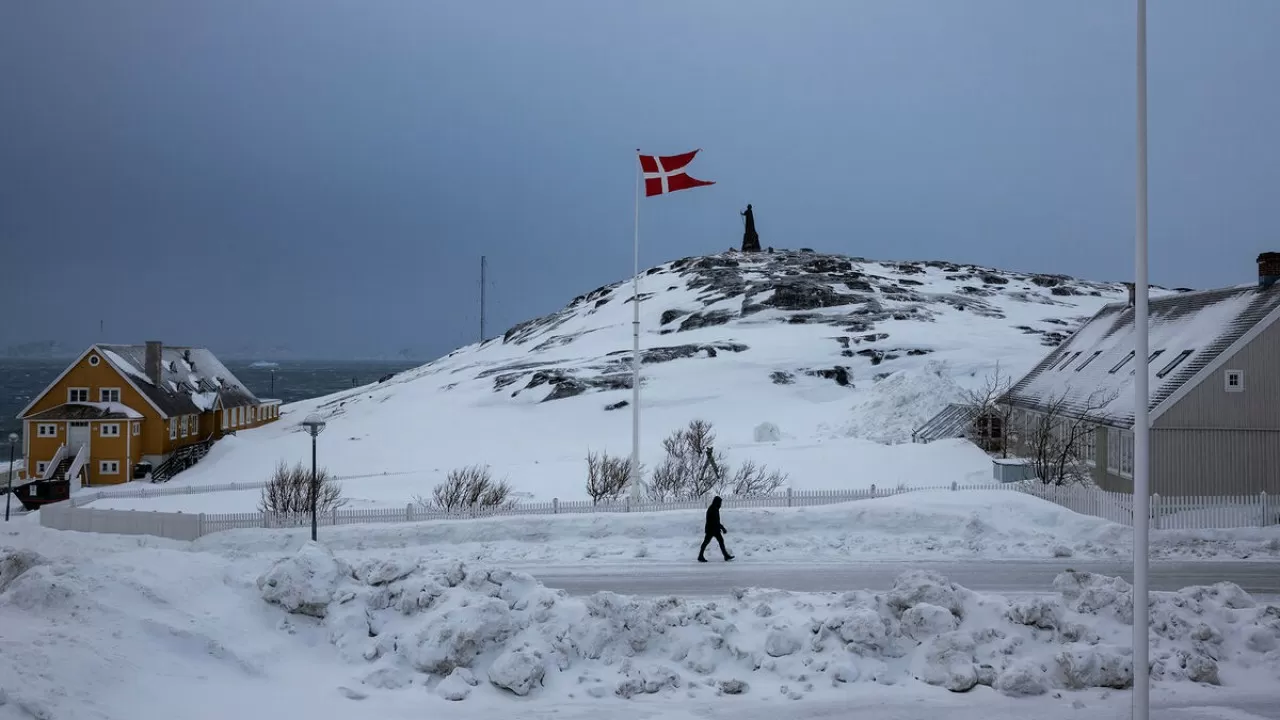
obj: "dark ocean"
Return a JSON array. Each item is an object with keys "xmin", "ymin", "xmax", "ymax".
[{"xmin": 0, "ymin": 358, "xmax": 420, "ymax": 456}]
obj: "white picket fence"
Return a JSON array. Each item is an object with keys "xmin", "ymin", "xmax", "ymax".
[
  {"xmin": 67, "ymin": 470, "xmax": 420, "ymax": 508},
  {"xmin": 36, "ymin": 479, "xmax": 1280, "ymax": 543}
]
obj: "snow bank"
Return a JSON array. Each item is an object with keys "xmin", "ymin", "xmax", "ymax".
[
  {"xmin": 256, "ymin": 544, "xmax": 1280, "ymax": 703},
  {"xmin": 196, "ymin": 489, "xmax": 1280, "ymax": 564},
  {"xmin": 841, "ymin": 361, "xmax": 965, "ymax": 444}
]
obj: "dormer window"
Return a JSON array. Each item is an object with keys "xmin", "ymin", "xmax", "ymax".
[
  {"xmin": 1157, "ymin": 349, "xmax": 1193, "ymax": 378},
  {"xmin": 1075, "ymin": 350, "xmax": 1102, "ymax": 371}
]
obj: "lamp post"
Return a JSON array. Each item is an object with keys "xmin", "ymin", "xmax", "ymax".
[
  {"xmin": 5, "ymin": 433, "xmax": 17, "ymax": 522},
  {"xmin": 300, "ymin": 414, "xmax": 327, "ymax": 541}
]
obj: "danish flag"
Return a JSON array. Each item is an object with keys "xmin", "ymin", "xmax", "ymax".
[{"xmin": 638, "ymin": 149, "xmax": 715, "ymax": 197}]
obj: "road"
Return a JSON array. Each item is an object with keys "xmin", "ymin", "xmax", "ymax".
[{"xmin": 526, "ymin": 559, "xmax": 1280, "ymax": 598}]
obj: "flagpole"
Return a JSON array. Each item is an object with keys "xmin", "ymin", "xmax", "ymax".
[
  {"xmin": 1133, "ymin": 0, "xmax": 1151, "ymax": 717},
  {"xmin": 630, "ymin": 150, "xmax": 642, "ymax": 501}
]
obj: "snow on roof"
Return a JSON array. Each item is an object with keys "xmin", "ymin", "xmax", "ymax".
[
  {"xmin": 26, "ymin": 402, "xmax": 143, "ymax": 421},
  {"xmin": 1002, "ymin": 284, "xmax": 1280, "ymax": 427},
  {"xmin": 96, "ymin": 344, "xmax": 262, "ymax": 418}
]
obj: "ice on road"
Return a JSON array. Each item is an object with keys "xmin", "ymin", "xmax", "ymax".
[{"xmin": 527, "ymin": 559, "xmax": 1280, "ymax": 598}]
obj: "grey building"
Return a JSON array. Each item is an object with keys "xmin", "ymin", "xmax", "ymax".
[{"xmin": 999, "ymin": 252, "xmax": 1280, "ymax": 495}]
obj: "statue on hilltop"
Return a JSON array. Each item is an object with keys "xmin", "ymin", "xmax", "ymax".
[{"xmin": 740, "ymin": 204, "xmax": 761, "ymax": 252}]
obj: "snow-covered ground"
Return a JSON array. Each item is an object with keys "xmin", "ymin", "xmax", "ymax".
[
  {"xmin": 3, "ymin": 523, "xmax": 1280, "ymax": 720},
  {"xmin": 79, "ymin": 252, "xmax": 1168, "ymax": 510}
]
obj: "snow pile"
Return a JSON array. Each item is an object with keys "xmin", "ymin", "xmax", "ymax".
[
  {"xmin": 257, "ymin": 544, "xmax": 1280, "ymax": 702},
  {"xmin": 840, "ymin": 361, "xmax": 965, "ymax": 444}
]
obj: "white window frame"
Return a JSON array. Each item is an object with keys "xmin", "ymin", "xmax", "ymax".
[
  {"xmin": 222, "ymin": 409, "xmax": 229, "ymax": 430},
  {"xmin": 88, "ymin": 354, "xmax": 101, "ymax": 367},
  {"xmin": 37, "ymin": 461, "xmax": 48, "ymax": 475},
  {"xmin": 169, "ymin": 418, "xmax": 177, "ymax": 440},
  {"xmin": 1106, "ymin": 428, "xmax": 1120, "ymax": 473},
  {"xmin": 132, "ymin": 422, "xmax": 140, "ymax": 436},
  {"xmin": 99, "ymin": 460, "xmax": 120, "ymax": 475},
  {"xmin": 1225, "ymin": 369, "xmax": 1244, "ymax": 393},
  {"xmin": 191, "ymin": 414, "xmax": 199, "ymax": 434},
  {"xmin": 100, "ymin": 423, "xmax": 120, "ymax": 438},
  {"xmin": 235, "ymin": 407, "xmax": 242, "ymax": 426},
  {"xmin": 180, "ymin": 415, "xmax": 188, "ymax": 438},
  {"xmin": 99, "ymin": 388, "xmax": 121, "ymax": 403},
  {"xmin": 68, "ymin": 387, "xmax": 89, "ymax": 403},
  {"xmin": 1082, "ymin": 425, "xmax": 1096, "ymax": 467},
  {"xmin": 37, "ymin": 423, "xmax": 58, "ymax": 438},
  {"xmin": 1119, "ymin": 431, "xmax": 1134, "ymax": 478}
]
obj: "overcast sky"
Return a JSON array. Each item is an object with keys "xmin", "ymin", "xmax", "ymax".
[{"xmin": 2, "ymin": 1, "xmax": 1277, "ymax": 360}]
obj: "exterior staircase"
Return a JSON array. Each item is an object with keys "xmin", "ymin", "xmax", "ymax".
[
  {"xmin": 151, "ymin": 436, "xmax": 216, "ymax": 483},
  {"xmin": 46, "ymin": 456, "xmax": 74, "ymax": 481}
]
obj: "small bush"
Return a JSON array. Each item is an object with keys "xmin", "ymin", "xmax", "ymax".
[
  {"xmin": 646, "ymin": 419, "xmax": 787, "ymax": 501},
  {"xmin": 585, "ymin": 450, "xmax": 634, "ymax": 505},
  {"xmin": 417, "ymin": 464, "xmax": 514, "ymax": 512},
  {"xmin": 258, "ymin": 460, "xmax": 346, "ymax": 519}
]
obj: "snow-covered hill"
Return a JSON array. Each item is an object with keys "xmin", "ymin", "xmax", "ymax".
[{"xmin": 136, "ymin": 251, "xmax": 1159, "ymax": 504}]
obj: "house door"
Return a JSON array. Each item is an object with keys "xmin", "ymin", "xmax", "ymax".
[{"xmin": 67, "ymin": 421, "xmax": 91, "ymax": 455}]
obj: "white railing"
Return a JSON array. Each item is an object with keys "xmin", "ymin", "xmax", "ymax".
[
  {"xmin": 39, "ymin": 481, "xmax": 1280, "ymax": 543},
  {"xmin": 65, "ymin": 445, "xmax": 88, "ymax": 494},
  {"xmin": 40, "ymin": 445, "xmax": 68, "ymax": 480}
]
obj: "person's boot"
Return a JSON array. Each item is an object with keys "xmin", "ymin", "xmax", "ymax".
[
  {"xmin": 697, "ymin": 555, "xmax": 707, "ymax": 563},
  {"xmin": 724, "ymin": 553, "xmax": 734, "ymax": 561}
]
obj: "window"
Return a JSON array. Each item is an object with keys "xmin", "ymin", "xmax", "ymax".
[
  {"xmin": 1055, "ymin": 351, "xmax": 1081, "ymax": 371},
  {"xmin": 68, "ymin": 387, "xmax": 89, "ymax": 403},
  {"xmin": 132, "ymin": 422, "xmax": 140, "ymax": 436},
  {"xmin": 1225, "ymin": 370, "xmax": 1244, "ymax": 393},
  {"xmin": 37, "ymin": 424, "xmax": 58, "ymax": 437},
  {"xmin": 1082, "ymin": 426, "xmax": 1096, "ymax": 467},
  {"xmin": 180, "ymin": 415, "xmax": 188, "ymax": 437},
  {"xmin": 222, "ymin": 409, "xmax": 229, "ymax": 430},
  {"xmin": 1076, "ymin": 350, "xmax": 1103, "ymax": 371},
  {"xmin": 169, "ymin": 418, "xmax": 177, "ymax": 440},
  {"xmin": 37, "ymin": 461, "xmax": 48, "ymax": 475},
  {"xmin": 99, "ymin": 388, "xmax": 121, "ymax": 403},
  {"xmin": 99, "ymin": 460, "xmax": 120, "ymax": 475},
  {"xmin": 1107, "ymin": 428, "xmax": 1120, "ymax": 473},
  {"xmin": 1119, "ymin": 431, "xmax": 1134, "ymax": 477},
  {"xmin": 100, "ymin": 423, "xmax": 120, "ymax": 438},
  {"xmin": 191, "ymin": 415, "xmax": 199, "ymax": 434},
  {"xmin": 235, "ymin": 407, "xmax": 242, "ymax": 426},
  {"xmin": 88, "ymin": 354, "xmax": 100, "ymax": 366},
  {"xmin": 1108, "ymin": 351, "xmax": 1135, "ymax": 374},
  {"xmin": 1156, "ymin": 350, "xmax": 1193, "ymax": 379}
]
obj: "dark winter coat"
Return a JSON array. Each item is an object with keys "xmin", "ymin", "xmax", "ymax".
[{"xmin": 704, "ymin": 496, "xmax": 725, "ymax": 535}]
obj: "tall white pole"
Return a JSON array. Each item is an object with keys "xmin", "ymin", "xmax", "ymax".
[
  {"xmin": 1133, "ymin": 0, "xmax": 1151, "ymax": 717},
  {"xmin": 630, "ymin": 153, "xmax": 642, "ymax": 500}
]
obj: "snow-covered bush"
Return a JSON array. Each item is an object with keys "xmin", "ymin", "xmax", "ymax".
[
  {"xmin": 255, "ymin": 545, "xmax": 1280, "ymax": 703},
  {"xmin": 584, "ymin": 450, "xmax": 633, "ymax": 505},
  {"xmin": 647, "ymin": 419, "xmax": 786, "ymax": 500}
]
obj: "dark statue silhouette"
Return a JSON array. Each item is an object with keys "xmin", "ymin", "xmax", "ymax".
[{"xmin": 740, "ymin": 204, "xmax": 761, "ymax": 252}]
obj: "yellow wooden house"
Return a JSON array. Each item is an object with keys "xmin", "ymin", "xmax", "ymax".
[{"xmin": 16, "ymin": 341, "xmax": 281, "ymax": 488}]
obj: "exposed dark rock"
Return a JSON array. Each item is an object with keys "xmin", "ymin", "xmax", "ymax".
[
  {"xmin": 899, "ymin": 278, "xmax": 924, "ymax": 286},
  {"xmin": 605, "ymin": 400, "xmax": 629, "ymax": 411},
  {"xmin": 788, "ymin": 314, "xmax": 819, "ymax": 324},
  {"xmin": 634, "ymin": 342, "xmax": 749, "ymax": 364},
  {"xmin": 841, "ymin": 350, "xmax": 854, "ymax": 357},
  {"xmin": 856, "ymin": 349, "xmax": 886, "ymax": 365},
  {"xmin": 763, "ymin": 278, "xmax": 857, "ymax": 310},
  {"xmin": 895, "ymin": 263, "xmax": 925, "ymax": 275},
  {"xmin": 980, "ymin": 274, "xmax": 1009, "ymax": 285},
  {"xmin": 834, "ymin": 336, "xmax": 851, "ymax": 349},
  {"xmin": 377, "ymin": 372, "xmax": 397, "ymax": 383},
  {"xmin": 1050, "ymin": 286, "xmax": 1078, "ymax": 296},
  {"xmin": 660, "ymin": 309, "xmax": 688, "ymax": 326},
  {"xmin": 873, "ymin": 372, "xmax": 894, "ymax": 381},
  {"xmin": 770, "ymin": 371, "xmax": 795, "ymax": 385},
  {"xmin": 906, "ymin": 348, "xmax": 931, "ymax": 356},
  {"xmin": 859, "ymin": 333, "xmax": 890, "ymax": 343},
  {"xmin": 804, "ymin": 366, "xmax": 852, "ymax": 386},
  {"xmin": 679, "ymin": 310, "xmax": 735, "ymax": 332},
  {"xmin": 804, "ymin": 256, "xmax": 853, "ymax": 274},
  {"xmin": 844, "ymin": 279, "xmax": 875, "ymax": 292},
  {"xmin": 622, "ymin": 292, "xmax": 657, "ymax": 305},
  {"xmin": 1030, "ymin": 275, "xmax": 1062, "ymax": 288}
]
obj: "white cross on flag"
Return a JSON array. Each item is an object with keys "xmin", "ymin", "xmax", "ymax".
[{"xmin": 638, "ymin": 149, "xmax": 715, "ymax": 197}]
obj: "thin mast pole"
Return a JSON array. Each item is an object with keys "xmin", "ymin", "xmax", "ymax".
[
  {"xmin": 1133, "ymin": 0, "xmax": 1151, "ymax": 717},
  {"xmin": 480, "ymin": 255, "xmax": 487, "ymax": 343},
  {"xmin": 630, "ymin": 152, "xmax": 642, "ymax": 500}
]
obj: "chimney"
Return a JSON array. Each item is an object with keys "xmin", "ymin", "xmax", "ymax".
[
  {"xmin": 1258, "ymin": 252, "xmax": 1280, "ymax": 289},
  {"xmin": 145, "ymin": 341, "xmax": 163, "ymax": 385},
  {"xmin": 1123, "ymin": 282, "xmax": 1135, "ymax": 306}
]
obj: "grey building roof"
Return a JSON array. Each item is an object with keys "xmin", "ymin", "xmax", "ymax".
[
  {"xmin": 26, "ymin": 402, "xmax": 144, "ymax": 421},
  {"xmin": 96, "ymin": 344, "xmax": 261, "ymax": 418},
  {"xmin": 1001, "ymin": 283, "xmax": 1280, "ymax": 428}
]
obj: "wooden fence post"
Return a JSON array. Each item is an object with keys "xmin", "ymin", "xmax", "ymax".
[
  {"xmin": 1152, "ymin": 493, "xmax": 1161, "ymax": 531},
  {"xmin": 1261, "ymin": 491, "xmax": 1269, "ymax": 527},
  {"xmin": 787, "ymin": 488, "xmax": 793, "ymax": 507},
  {"xmin": 553, "ymin": 498, "xmax": 559, "ymax": 514},
  {"xmin": 406, "ymin": 503, "xmax": 414, "ymax": 522}
]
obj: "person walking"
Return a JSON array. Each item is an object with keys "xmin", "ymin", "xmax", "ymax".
[{"xmin": 698, "ymin": 495, "xmax": 734, "ymax": 562}]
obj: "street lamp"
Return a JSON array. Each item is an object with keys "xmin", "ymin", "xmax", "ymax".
[
  {"xmin": 5, "ymin": 433, "xmax": 17, "ymax": 522},
  {"xmin": 300, "ymin": 414, "xmax": 327, "ymax": 542}
]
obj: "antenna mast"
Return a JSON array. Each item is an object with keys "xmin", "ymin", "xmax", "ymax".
[{"xmin": 480, "ymin": 255, "xmax": 487, "ymax": 343}]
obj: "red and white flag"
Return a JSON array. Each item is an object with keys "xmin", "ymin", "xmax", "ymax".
[{"xmin": 638, "ymin": 149, "xmax": 714, "ymax": 197}]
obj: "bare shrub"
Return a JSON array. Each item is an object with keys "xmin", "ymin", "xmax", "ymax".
[
  {"xmin": 960, "ymin": 361, "xmax": 1015, "ymax": 456},
  {"xmin": 721, "ymin": 459, "xmax": 787, "ymax": 497},
  {"xmin": 1017, "ymin": 388, "xmax": 1118, "ymax": 486},
  {"xmin": 417, "ymin": 464, "xmax": 514, "ymax": 512},
  {"xmin": 258, "ymin": 460, "xmax": 346, "ymax": 521},
  {"xmin": 585, "ymin": 450, "xmax": 633, "ymax": 505},
  {"xmin": 646, "ymin": 419, "xmax": 787, "ymax": 501}
]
